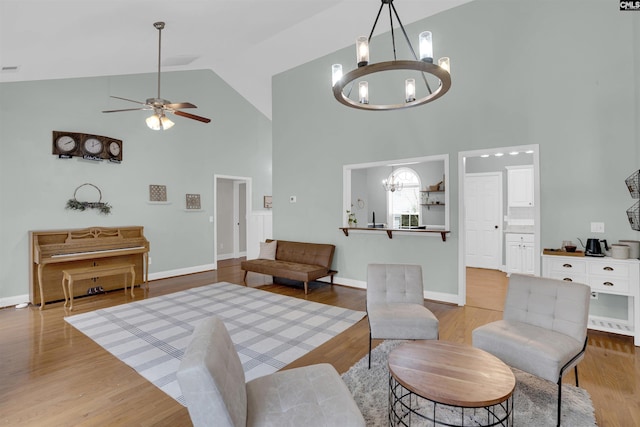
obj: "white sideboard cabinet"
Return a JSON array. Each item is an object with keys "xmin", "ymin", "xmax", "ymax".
[{"xmin": 542, "ymin": 254, "xmax": 639, "ymax": 346}]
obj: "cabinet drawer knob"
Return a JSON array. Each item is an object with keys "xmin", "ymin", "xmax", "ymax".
[
  {"xmin": 563, "ymin": 278, "xmax": 573, "ymax": 282},
  {"xmin": 603, "ymin": 266, "xmax": 614, "ymax": 271},
  {"xmin": 562, "ymin": 263, "xmax": 573, "ymax": 268},
  {"xmin": 603, "ymin": 281, "xmax": 614, "ymax": 287}
]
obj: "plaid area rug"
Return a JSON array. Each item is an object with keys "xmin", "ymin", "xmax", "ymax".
[{"xmin": 65, "ymin": 282, "xmax": 365, "ymax": 406}]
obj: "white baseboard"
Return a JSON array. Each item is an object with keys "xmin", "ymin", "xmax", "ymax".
[
  {"xmin": 423, "ymin": 290, "xmax": 461, "ymax": 305},
  {"xmin": 334, "ymin": 276, "xmax": 460, "ymax": 305},
  {"xmin": 148, "ymin": 264, "xmax": 216, "ymax": 281},
  {"xmin": 333, "ymin": 276, "xmax": 366, "ymax": 289},
  {"xmin": 0, "ymin": 269, "xmax": 460, "ymax": 309},
  {"xmin": 217, "ymin": 252, "xmax": 247, "ymax": 261},
  {"xmin": 0, "ymin": 294, "xmax": 31, "ymax": 309}
]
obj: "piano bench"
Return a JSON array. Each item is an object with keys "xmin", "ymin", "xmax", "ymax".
[{"xmin": 62, "ymin": 263, "xmax": 136, "ymax": 310}]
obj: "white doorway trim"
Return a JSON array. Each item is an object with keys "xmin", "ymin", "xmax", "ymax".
[
  {"xmin": 458, "ymin": 144, "xmax": 540, "ymax": 306},
  {"xmin": 213, "ymin": 174, "xmax": 252, "ymax": 270}
]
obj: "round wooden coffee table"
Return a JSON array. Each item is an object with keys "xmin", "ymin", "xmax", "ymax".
[{"xmin": 388, "ymin": 341, "xmax": 515, "ymax": 426}]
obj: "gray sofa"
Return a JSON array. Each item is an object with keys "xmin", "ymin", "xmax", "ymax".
[{"xmin": 177, "ymin": 316, "xmax": 365, "ymax": 427}]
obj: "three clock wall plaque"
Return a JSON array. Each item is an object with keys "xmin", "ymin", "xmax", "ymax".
[{"xmin": 52, "ymin": 131, "xmax": 123, "ymax": 162}]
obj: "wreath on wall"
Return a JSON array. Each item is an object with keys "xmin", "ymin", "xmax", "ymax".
[{"xmin": 66, "ymin": 183, "xmax": 112, "ymax": 215}]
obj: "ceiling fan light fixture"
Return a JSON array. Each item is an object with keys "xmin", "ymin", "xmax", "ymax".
[
  {"xmin": 161, "ymin": 115, "xmax": 175, "ymax": 130},
  {"xmin": 102, "ymin": 21, "xmax": 211, "ymax": 128},
  {"xmin": 146, "ymin": 112, "xmax": 174, "ymax": 131}
]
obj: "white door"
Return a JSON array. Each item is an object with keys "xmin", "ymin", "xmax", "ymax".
[{"xmin": 465, "ymin": 173, "xmax": 503, "ymax": 269}]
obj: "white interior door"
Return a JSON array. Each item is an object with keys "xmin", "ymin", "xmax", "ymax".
[{"xmin": 465, "ymin": 173, "xmax": 503, "ymax": 269}]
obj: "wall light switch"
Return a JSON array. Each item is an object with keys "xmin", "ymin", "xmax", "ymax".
[
  {"xmin": 209, "ymin": 216, "xmax": 214, "ymax": 223},
  {"xmin": 590, "ymin": 222, "xmax": 605, "ymax": 233},
  {"xmin": 289, "ymin": 196, "xmax": 297, "ymax": 203}
]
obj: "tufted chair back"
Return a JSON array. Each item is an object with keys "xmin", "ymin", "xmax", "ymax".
[
  {"xmin": 177, "ymin": 316, "xmax": 248, "ymax": 427},
  {"xmin": 504, "ymin": 273, "xmax": 590, "ymax": 344},
  {"xmin": 367, "ymin": 263, "xmax": 424, "ymax": 310}
]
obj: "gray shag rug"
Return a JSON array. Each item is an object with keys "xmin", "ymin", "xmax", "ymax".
[{"xmin": 342, "ymin": 341, "xmax": 597, "ymax": 427}]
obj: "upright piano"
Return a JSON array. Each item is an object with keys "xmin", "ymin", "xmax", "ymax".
[{"xmin": 30, "ymin": 226, "xmax": 150, "ymax": 309}]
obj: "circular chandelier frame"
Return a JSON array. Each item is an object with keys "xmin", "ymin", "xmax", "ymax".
[{"xmin": 332, "ymin": 60, "xmax": 451, "ymax": 111}]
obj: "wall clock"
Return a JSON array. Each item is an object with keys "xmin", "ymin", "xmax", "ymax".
[
  {"xmin": 107, "ymin": 139, "xmax": 123, "ymax": 162},
  {"xmin": 82, "ymin": 136, "xmax": 104, "ymax": 158},
  {"xmin": 52, "ymin": 131, "xmax": 123, "ymax": 162},
  {"xmin": 52, "ymin": 131, "xmax": 82, "ymax": 157}
]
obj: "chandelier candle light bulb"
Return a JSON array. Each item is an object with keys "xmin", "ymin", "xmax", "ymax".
[
  {"xmin": 359, "ymin": 81, "xmax": 369, "ymax": 104},
  {"xmin": 332, "ymin": 64, "xmax": 343, "ymax": 86},
  {"xmin": 438, "ymin": 57, "xmax": 450, "ymax": 73},
  {"xmin": 419, "ymin": 31, "xmax": 433, "ymax": 63},
  {"xmin": 405, "ymin": 79, "xmax": 416, "ymax": 103},
  {"xmin": 356, "ymin": 36, "xmax": 369, "ymax": 67}
]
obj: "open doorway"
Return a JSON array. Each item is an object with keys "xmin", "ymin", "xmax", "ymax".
[
  {"xmin": 458, "ymin": 145, "xmax": 540, "ymax": 307},
  {"xmin": 214, "ymin": 175, "xmax": 251, "ymax": 269}
]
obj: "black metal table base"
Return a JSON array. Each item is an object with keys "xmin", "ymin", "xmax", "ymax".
[{"xmin": 389, "ymin": 375, "xmax": 513, "ymax": 427}]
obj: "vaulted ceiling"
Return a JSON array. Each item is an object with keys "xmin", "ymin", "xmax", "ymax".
[{"xmin": 0, "ymin": 0, "xmax": 472, "ymax": 118}]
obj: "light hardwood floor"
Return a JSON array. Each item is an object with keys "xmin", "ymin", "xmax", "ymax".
[{"xmin": 0, "ymin": 262, "xmax": 638, "ymax": 426}]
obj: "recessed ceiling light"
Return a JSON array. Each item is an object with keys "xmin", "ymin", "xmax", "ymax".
[
  {"xmin": 480, "ymin": 154, "xmax": 490, "ymax": 158},
  {"xmin": 494, "ymin": 153, "xmax": 504, "ymax": 157},
  {"xmin": 525, "ymin": 150, "xmax": 534, "ymax": 154},
  {"xmin": 509, "ymin": 151, "xmax": 519, "ymax": 155}
]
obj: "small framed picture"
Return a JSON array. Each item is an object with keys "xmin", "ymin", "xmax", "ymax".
[
  {"xmin": 264, "ymin": 195, "xmax": 272, "ymax": 208},
  {"xmin": 149, "ymin": 184, "xmax": 167, "ymax": 202},
  {"xmin": 186, "ymin": 194, "xmax": 201, "ymax": 210}
]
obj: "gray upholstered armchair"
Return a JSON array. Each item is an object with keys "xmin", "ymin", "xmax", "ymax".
[
  {"xmin": 366, "ymin": 263, "xmax": 439, "ymax": 368},
  {"xmin": 177, "ymin": 316, "xmax": 365, "ymax": 427},
  {"xmin": 472, "ymin": 274, "xmax": 590, "ymax": 427}
]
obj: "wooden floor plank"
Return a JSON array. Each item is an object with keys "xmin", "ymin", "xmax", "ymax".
[{"xmin": 0, "ymin": 262, "xmax": 637, "ymax": 426}]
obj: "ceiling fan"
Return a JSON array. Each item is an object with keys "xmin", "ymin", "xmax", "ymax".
[{"xmin": 102, "ymin": 21, "xmax": 211, "ymax": 130}]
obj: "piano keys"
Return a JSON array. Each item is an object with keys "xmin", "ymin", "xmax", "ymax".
[{"xmin": 30, "ymin": 226, "xmax": 150, "ymax": 309}]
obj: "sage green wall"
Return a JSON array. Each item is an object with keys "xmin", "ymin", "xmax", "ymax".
[
  {"xmin": 0, "ymin": 69, "xmax": 272, "ymax": 303},
  {"xmin": 272, "ymin": 0, "xmax": 640, "ymax": 299}
]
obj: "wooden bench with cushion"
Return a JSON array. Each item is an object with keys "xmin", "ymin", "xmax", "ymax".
[{"xmin": 240, "ymin": 240, "xmax": 337, "ymax": 294}]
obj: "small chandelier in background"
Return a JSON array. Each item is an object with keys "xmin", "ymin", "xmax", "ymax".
[
  {"xmin": 331, "ymin": 0, "xmax": 451, "ymax": 111},
  {"xmin": 382, "ymin": 175, "xmax": 403, "ymax": 192}
]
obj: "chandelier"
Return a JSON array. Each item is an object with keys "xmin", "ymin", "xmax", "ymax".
[
  {"xmin": 382, "ymin": 174, "xmax": 403, "ymax": 192},
  {"xmin": 331, "ymin": 0, "xmax": 451, "ymax": 111}
]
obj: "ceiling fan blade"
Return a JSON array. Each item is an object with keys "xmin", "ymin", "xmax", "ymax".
[
  {"xmin": 173, "ymin": 110, "xmax": 212, "ymax": 123},
  {"xmin": 165, "ymin": 102, "xmax": 197, "ymax": 109},
  {"xmin": 102, "ymin": 108, "xmax": 147, "ymax": 113},
  {"xmin": 110, "ymin": 95, "xmax": 147, "ymax": 105}
]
